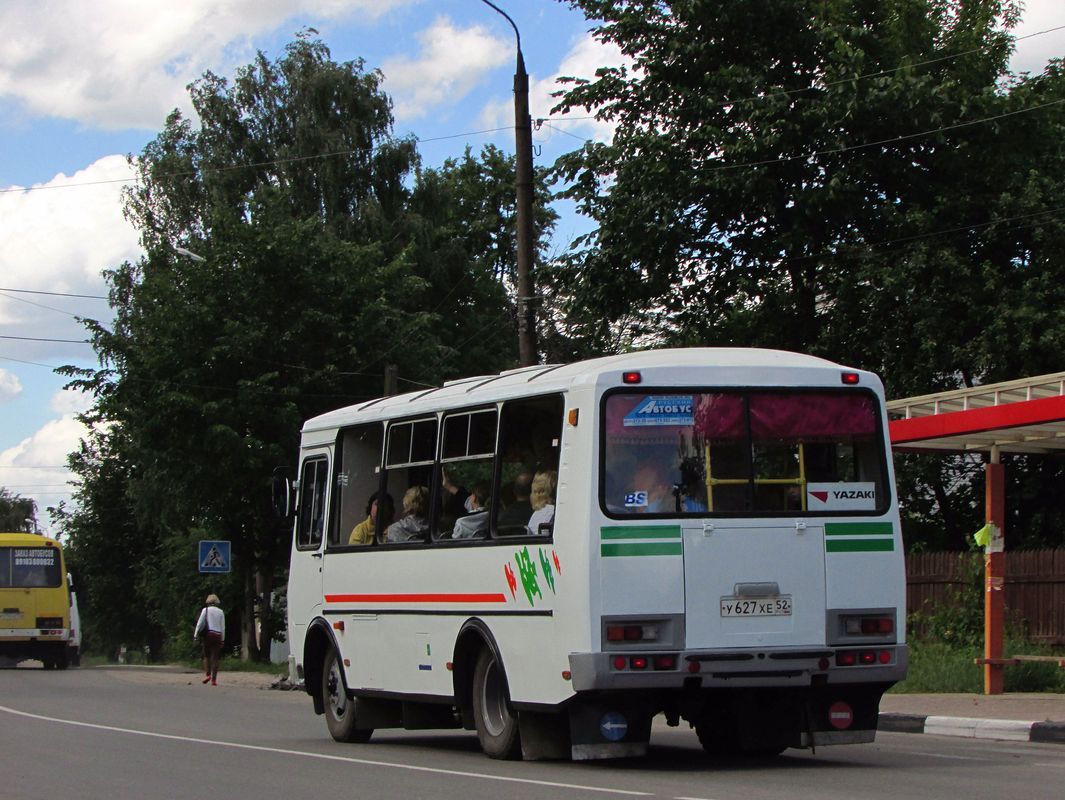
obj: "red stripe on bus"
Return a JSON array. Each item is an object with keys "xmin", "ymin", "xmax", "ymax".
[{"xmin": 324, "ymin": 593, "xmax": 508, "ymax": 604}]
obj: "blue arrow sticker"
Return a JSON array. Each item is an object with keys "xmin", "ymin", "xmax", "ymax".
[{"xmin": 599, "ymin": 711, "xmax": 628, "ymax": 741}]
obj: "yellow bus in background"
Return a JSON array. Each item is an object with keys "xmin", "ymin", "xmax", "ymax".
[{"xmin": 0, "ymin": 532, "xmax": 72, "ymax": 669}]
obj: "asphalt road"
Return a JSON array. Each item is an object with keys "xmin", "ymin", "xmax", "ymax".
[{"xmin": 1, "ymin": 665, "xmax": 1063, "ymax": 800}]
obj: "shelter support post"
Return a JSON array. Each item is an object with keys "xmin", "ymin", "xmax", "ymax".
[{"xmin": 984, "ymin": 449, "xmax": 1005, "ymax": 695}]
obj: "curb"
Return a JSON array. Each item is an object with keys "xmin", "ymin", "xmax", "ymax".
[{"xmin": 879, "ymin": 713, "xmax": 1065, "ymax": 744}]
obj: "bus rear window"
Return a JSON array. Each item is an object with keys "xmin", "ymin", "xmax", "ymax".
[
  {"xmin": 602, "ymin": 390, "xmax": 887, "ymax": 516},
  {"xmin": 0, "ymin": 546, "xmax": 63, "ymax": 588}
]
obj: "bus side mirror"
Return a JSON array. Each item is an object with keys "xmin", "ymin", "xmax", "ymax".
[{"xmin": 272, "ymin": 467, "xmax": 294, "ymax": 519}]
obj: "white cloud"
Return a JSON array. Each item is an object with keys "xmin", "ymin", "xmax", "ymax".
[
  {"xmin": 0, "ymin": 0, "xmax": 417, "ymax": 130},
  {"xmin": 478, "ymin": 32, "xmax": 628, "ymax": 146},
  {"xmin": 1, "ymin": 416, "xmax": 86, "ymax": 470},
  {"xmin": 0, "ymin": 414, "xmax": 88, "ymax": 529},
  {"xmin": 50, "ymin": 388, "xmax": 92, "ymax": 416},
  {"xmin": 381, "ymin": 17, "xmax": 510, "ymax": 121},
  {"xmin": 0, "ymin": 155, "xmax": 140, "ymax": 362},
  {"xmin": 1011, "ymin": 0, "xmax": 1065, "ymax": 75},
  {"xmin": 0, "ymin": 370, "xmax": 22, "ymax": 403}
]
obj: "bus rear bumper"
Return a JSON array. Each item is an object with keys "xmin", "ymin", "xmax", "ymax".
[{"xmin": 569, "ymin": 644, "xmax": 908, "ymax": 690}]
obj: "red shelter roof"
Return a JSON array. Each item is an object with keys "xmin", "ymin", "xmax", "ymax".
[{"xmin": 887, "ymin": 372, "xmax": 1065, "ymax": 454}]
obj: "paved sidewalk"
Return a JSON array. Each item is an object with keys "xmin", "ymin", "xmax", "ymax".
[{"xmin": 879, "ymin": 693, "xmax": 1065, "ymax": 744}]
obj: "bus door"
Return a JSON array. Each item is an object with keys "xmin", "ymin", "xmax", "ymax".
[
  {"xmin": 682, "ymin": 520, "xmax": 826, "ymax": 649},
  {"xmin": 289, "ymin": 453, "xmax": 331, "ymax": 646}
]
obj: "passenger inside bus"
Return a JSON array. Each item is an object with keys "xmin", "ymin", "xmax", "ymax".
[
  {"xmin": 527, "ymin": 470, "xmax": 557, "ymax": 535},
  {"xmin": 385, "ymin": 486, "xmax": 429, "ymax": 543},
  {"xmin": 349, "ymin": 491, "xmax": 394, "ymax": 546},
  {"xmin": 497, "ymin": 472, "xmax": 533, "ymax": 531},
  {"xmin": 452, "ymin": 483, "xmax": 489, "ymax": 539}
]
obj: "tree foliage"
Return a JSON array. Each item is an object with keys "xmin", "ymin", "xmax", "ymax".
[
  {"xmin": 552, "ymin": 0, "xmax": 1065, "ymax": 548},
  {"xmin": 0, "ymin": 488, "xmax": 38, "ymax": 532},
  {"xmin": 59, "ymin": 35, "xmax": 555, "ymax": 660}
]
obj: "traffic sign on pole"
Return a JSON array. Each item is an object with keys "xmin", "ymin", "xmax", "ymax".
[{"xmin": 198, "ymin": 540, "xmax": 231, "ymax": 574}]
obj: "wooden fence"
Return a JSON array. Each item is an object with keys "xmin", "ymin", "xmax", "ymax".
[{"xmin": 906, "ymin": 549, "xmax": 1065, "ymax": 644}]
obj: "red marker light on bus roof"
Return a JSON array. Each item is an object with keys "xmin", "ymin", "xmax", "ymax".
[
  {"xmin": 841, "ymin": 372, "xmax": 860, "ymax": 385},
  {"xmin": 622, "ymin": 371, "xmax": 642, "ymax": 384}
]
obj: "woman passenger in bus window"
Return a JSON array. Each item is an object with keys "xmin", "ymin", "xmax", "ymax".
[
  {"xmin": 385, "ymin": 486, "xmax": 429, "ymax": 543},
  {"xmin": 527, "ymin": 470, "xmax": 557, "ymax": 535},
  {"xmin": 349, "ymin": 491, "xmax": 394, "ymax": 545}
]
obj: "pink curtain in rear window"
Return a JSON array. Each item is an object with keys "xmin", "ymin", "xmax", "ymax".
[
  {"xmin": 692, "ymin": 394, "xmax": 746, "ymax": 438},
  {"xmin": 694, "ymin": 393, "xmax": 876, "ymax": 439}
]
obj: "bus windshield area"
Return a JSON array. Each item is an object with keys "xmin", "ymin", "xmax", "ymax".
[
  {"xmin": 602, "ymin": 390, "xmax": 888, "ymax": 516},
  {"xmin": 0, "ymin": 546, "xmax": 63, "ymax": 588}
]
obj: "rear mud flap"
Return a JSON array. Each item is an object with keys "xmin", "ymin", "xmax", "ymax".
[{"xmin": 568, "ymin": 702, "xmax": 652, "ymax": 761}]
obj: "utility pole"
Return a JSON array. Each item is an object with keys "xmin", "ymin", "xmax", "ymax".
[
  {"xmin": 481, "ymin": 0, "xmax": 538, "ymax": 366},
  {"xmin": 383, "ymin": 364, "xmax": 399, "ymax": 397}
]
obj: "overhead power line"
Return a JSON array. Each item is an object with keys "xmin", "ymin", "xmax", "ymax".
[
  {"xmin": 0, "ymin": 287, "xmax": 108, "ymax": 300},
  {"xmin": 549, "ymin": 23, "xmax": 1065, "ymax": 123},
  {"xmin": 0, "ymin": 335, "xmax": 91, "ymax": 343},
  {"xmin": 0, "ymin": 126, "xmax": 511, "ymax": 195},
  {"xmin": 709, "ymin": 97, "xmax": 1065, "ymax": 173}
]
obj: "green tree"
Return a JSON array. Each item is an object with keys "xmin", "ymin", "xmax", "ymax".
[
  {"xmin": 60, "ymin": 35, "xmax": 556, "ymax": 660},
  {"xmin": 552, "ymin": 0, "xmax": 1065, "ymax": 548},
  {"xmin": 0, "ymin": 488, "xmax": 37, "ymax": 532}
]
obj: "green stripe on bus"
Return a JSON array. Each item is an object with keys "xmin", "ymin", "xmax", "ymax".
[
  {"xmin": 601, "ymin": 542, "xmax": 683, "ymax": 557},
  {"xmin": 600, "ymin": 525, "xmax": 682, "ymax": 540},
  {"xmin": 826, "ymin": 539, "xmax": 895, "ymax": 553},
  {"xmin": 825, "ymin": 522, "xmax": 894, "ymax": 537}
]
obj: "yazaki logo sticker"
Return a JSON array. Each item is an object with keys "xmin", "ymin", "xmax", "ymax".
[{"xmin": 807, "ymin": 482, "xmax": 877, "ymax": 510}]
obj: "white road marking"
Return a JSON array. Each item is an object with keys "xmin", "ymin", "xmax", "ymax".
[
  {"xmin": 912, "ymin": 751, "xmax": 983, "ymax": 761},
  {"xmin": 0, "ymin": 704, "xmax": 651, "ymax": 796}
]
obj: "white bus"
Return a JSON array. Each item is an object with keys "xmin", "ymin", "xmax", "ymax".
[{"xmin": 281, "ymin": 348, "xmax": 907, "ymax": 760}]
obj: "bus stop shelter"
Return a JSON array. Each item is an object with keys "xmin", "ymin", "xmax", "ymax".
[{"xmin": 886, "ymin": 372, "xmax": 1065, "ymax": 694}]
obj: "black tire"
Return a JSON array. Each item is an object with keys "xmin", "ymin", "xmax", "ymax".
[
  {"xmin": 695, "ymin": 717, "xmax": 740, "ymax": 757},
  {"xmin": 472, "ymin": 647, "xmax": 521, "ymax": 759},
  {"xmin": 695, "ymin": 718, "xmax": 785, "ymax": 758},
  {"xmin": 322, "ymin": 646, "xmax": 372, "ymax": 743}
]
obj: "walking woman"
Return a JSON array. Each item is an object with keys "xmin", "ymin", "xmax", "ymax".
[{"xmin": 194, "ymin": 594, "xmax": 225, "ymax": 685}]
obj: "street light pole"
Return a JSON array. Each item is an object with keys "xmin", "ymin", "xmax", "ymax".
[{"xmin": 480, "ymin": 0, "xmax": 538, "ymax": 366}]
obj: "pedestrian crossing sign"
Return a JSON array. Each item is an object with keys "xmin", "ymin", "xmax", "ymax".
[{"xmin": 198, "ymin": 540, "xmax": 231, "ymax": 574}]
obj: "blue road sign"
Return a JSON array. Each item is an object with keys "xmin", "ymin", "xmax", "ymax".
[{"xmin": 198, "ymin": 540, "xmax": 231, "ymax": 574}]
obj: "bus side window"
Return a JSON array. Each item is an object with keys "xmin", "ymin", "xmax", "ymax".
[
  {"xmin": 296, "ymin": 457, "xmax": 329, "ymax": 550},
  {"xmin": 494, "ymin": 394, "xmax": 564, "ymax": 538},
  {"xmin": 334, "ymin": 423, "xmax": 386, "ymax": 548},
  {"xmin": 435, "ymin": 408, "xmax": 497, "ymax": 542},
  {"xmin": 381, "ymin": 418, "xmax": 437, "ymax": 544}
]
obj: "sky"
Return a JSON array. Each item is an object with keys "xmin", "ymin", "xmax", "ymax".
[{"xmin": 1, "ymin": 0, "xmax": 1063, "ymax": 534}]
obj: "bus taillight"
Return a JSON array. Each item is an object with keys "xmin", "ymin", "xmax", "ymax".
[{"xmin": 606, "ymin": 623, "xmax": 659, "ymax": 643}]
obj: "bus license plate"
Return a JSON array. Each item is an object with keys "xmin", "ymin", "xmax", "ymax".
[{"xmin": 720, "ymin": 596, "xmax": 792, "ymax": 617}]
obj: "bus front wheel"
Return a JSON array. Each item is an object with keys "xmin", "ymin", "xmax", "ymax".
[
  {"xmin": 322, "ymin": 646, "xmax": 372, "ymax": 743},
  {"xmin": 472, "ymin": 648, "xmax": 520, "ymax": 759}
]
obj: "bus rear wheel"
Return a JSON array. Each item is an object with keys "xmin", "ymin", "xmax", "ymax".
[
  {"xmin": 695, "ymin": 717, "xmax": 786, "ymax": 758},
  {"xmin": 472, "ymin": 648, "xmax": 520, "ymax": 759},
  {"xmin": 322, "ymin": 646, "xmax": 372, "ymax": 743}
]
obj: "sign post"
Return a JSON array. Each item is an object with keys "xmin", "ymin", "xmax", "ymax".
[{"xmin": 198, "ymin": 540, "xmax": 231, "ymax": 574}]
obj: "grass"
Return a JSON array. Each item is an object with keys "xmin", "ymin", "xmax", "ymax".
[{"xmin": 892, "ymin": 639, "xmax": 1065, "ymax": 694}]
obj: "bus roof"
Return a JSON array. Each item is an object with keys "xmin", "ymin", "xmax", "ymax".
[
  {"xmin": 303, "ymin": 347, "xmax": 865, "ymax": 435},
  {"xmin": 0, "ymin": 532, "xmax": 60, "ymax": 546}
]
